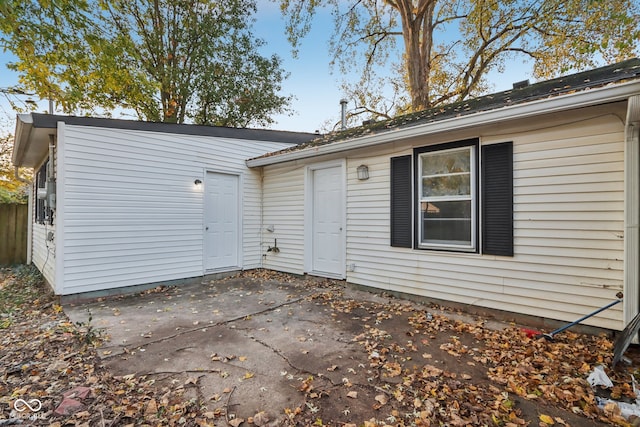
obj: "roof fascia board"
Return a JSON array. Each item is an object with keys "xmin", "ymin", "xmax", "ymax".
[
  {"xmin": 29, "ymin": 113, "xmax": 315, "ymax": 145},
  {"xmin": 247, "ymin": 80, "xmax": 640, "ymax": 167}
]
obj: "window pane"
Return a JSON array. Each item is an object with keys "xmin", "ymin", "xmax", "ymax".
[
  {"xmin": 421, "ymin": 149, "xmax": 470, "ymax": 176},
  {"xmin": 420, "ymin": 200, "xmax": 472, "ymax": 246},
  {"xmin": 422, "ymin": 174, "xmax": 470, "ymax": 197}
]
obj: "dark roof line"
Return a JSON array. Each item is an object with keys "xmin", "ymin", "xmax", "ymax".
[
  {"xmin": 29, "ymin": 113, "xmax": 318, "ymax": 145},
  {"xmin": 303, "ymin": 58, "xmax": 640, "ymax": 146}
]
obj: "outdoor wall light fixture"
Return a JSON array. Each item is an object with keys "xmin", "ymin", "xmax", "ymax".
[
  {"xmin": 194, "ymin": 179, "xmax": 202, "ymax": 186},
  {"xmin": 357, "ymin": 164, "xmax": 369, "ymax": 180}
]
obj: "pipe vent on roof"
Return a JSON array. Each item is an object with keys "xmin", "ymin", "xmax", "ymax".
[
  {"xmin": 340, "ymin": 99, "xmax": 348, "ymax": 130},
  {"xmin": 512, "ymin": 79, "xmax": 530, "ymax": 90}
]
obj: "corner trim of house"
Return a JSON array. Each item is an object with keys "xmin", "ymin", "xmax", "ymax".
[
  {"xmin": 26, "ymin": 183, "xmax": 33, "ymax": 265},
  {"xmin": 54, "ymin": 123, "xmax": 65, "ymax": 296},
  {"xmin": 624, "ymin": 95, "xmax": 640, "ymax": 327}
]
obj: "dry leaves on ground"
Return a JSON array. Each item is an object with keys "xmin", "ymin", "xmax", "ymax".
[
  {"xmin": 291, "ymin": 287, "xmax": 635, "ymax": 426},
  {"xmin": 1, "ymin": 266, "xmax": 638, "ymax": 427},
  {"xmin": 0, "ymin": 266, "xmax": 213, "ymax": 426}
]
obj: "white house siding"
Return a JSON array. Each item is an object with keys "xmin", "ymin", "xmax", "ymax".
[
  {"xmin": 259, "ymin": 105, "xmax": 627, "ymax": 330},
  {"xmin": 59, "ymin": 124, "xmax": 289, "ymax": 295},
  {"xmin": 343, "ymin": 109, "xmax": 626, "ymax": 330},
  {"xmin": 261, "ymin": 162, "xmax": 306, "ymax": 274},
  {"xmin": 32, "ymin": 222, "xmax": 55, "ymax": 286}
]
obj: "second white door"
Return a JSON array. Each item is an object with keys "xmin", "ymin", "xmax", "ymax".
[{"xmin": 311, "ymin": 165, "xmax": 344, "ymax": 277}]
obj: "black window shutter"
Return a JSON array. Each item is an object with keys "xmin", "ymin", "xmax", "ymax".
[
  {"xmin": 390, "ymin": 155, "xmax": 412, "ymax": 248},
  {"xmin": 481, "ymin": 142, "xmax": 513, "ymax": 256}
]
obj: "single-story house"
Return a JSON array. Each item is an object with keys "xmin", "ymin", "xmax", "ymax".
[
  {"xmin": 11, "ymin": 115, "xmax": 315, "ymax": 295},
  {"xmin": 12, "ymin": 58, "xmax": 640, "ymax": 330}
]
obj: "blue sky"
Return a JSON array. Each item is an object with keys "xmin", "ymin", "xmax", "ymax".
[{"xmin": 0, "ymin": 1, "xmax": 534, "ymax": 135}]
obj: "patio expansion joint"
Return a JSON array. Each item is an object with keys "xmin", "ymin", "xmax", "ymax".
[{"xmin": 100, "ymin": 296, "xmax": 308, "ymax": 359}]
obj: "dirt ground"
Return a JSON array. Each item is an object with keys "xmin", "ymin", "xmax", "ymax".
[{"xmin": 3, "ymin": 266, "xmax": 639, "ymax": 426}]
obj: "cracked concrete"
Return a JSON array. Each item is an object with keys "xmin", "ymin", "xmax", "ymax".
[
  {"xmin": 62, "ymin": 273, "xmax": 614, "ymax": 427},
  {"xmin": 65, "ymin": 274, "xmax": 390, "ymax": 424}
]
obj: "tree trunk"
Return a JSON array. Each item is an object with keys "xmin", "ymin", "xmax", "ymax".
[{"xmin": 396, "ymin": 0, "xmax": 435, "ymax": 112}]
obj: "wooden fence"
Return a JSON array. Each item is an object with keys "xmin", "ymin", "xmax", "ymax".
[{"xmin": 0, "ymin": 204, "xmax": 28, "ymax": 265}]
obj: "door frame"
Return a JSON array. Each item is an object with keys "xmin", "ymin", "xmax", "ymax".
[
  {"xmin": 304, "ymin": 159, "xmax": 346, "ymax": 279},
  {"xmin": 202, "ymin": 170, "xmax": 243, "ymax": 273}
]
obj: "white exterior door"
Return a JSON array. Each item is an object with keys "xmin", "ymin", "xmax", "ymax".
[
  {"xmin": 204, "ymin": 172, "xmax": 239, "ymax": 271},
  {"xmin": 311, "ymin": 165, "xmax": 345, "ymax": 277}
]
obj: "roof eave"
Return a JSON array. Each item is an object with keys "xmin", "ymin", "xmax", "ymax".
[
  {"xmin": 12, "ymin": 113, "xmax": 34, "ymax": 167},
  {"xmin": 12, "ymin": 113, "xmax": 58, "ymax": 168},
  {"xmin": 247, "ymin": 80, "xmax": 640, "ymax": 168}
]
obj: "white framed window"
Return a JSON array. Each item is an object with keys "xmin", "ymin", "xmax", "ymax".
[
  {"xmin": 417, "ymin": 143, "xmax": 477, "ymax": 250},
  {"xmin": 391, "ymin": 139, "xmax": 512, "ymax": 256}
]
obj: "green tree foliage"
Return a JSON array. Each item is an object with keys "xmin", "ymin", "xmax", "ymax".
[
  {"xmin": 0, "ymin": 134, "xmax": 30, "ymax": 204},
  {"xmin": 278, "ymin": 0, "xmax": 640, "ymax": 124},
  {"xmin": 0, "ymin": 0, "xmax": 292, "ymax": 127}
]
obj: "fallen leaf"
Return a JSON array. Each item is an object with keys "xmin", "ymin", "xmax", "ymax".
[
  {"xmin": 414, "ymin": 397, "xmax": 422, "ymax": 408},
  {"xmin": 145, "ymin": 398, "xmax": 157, "ymax": 415},
  {"xmin": 253, "ymin": 411, "xmax": 270, "ymax": 426},
  {"xmin": 539, "ymin": 414, "xmax": 554, "ymax": 425},
  {"xmin": 229, "ymin": 418, "xmax": 244, "ymax": 427},
  {"xmin": 375, "ymin": 394, "xmax": 388, "ymax": 405},
  {"xmin": 347, "ymin": 391, "xmax": 358, "ymax": 399}
]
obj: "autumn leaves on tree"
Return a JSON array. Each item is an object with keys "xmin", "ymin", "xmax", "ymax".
[
  {"xmin": 0, "ymin": 0, "xmax": 639, "ymax": 128},
  {"xmin": 279, "ymin": 0, "xmax": 640, "ymax": 125},
  {"xmin": 0, "ymin": 0, "xmax": 292, "ymax": 127}
]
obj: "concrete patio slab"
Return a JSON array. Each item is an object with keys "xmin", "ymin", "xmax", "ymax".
[
  {"xmin": 64, "ymin": 272, "xmax": 609, "ymax": 426},
  {"xmin": 64, "ymin": 274, "xmax": 385, "ymax": 425}
]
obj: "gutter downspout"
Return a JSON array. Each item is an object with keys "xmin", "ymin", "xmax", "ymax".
[
  {"xmin": 260, "ymin": 167, "xmax": 265, "ymax": 268},
  {"xmin": 14, "ymin": 166, "xmax": 30, "ymax": 184},
  {"xmin": 48, "ymin": 134, "xmax": 55, "ymax": 182},
  {"xmin": 26, "ymin": 182, "xmax": 32, "ymax": 265},
  {"xmin": 624, "ymin": 95, "xmax": 640, "ymax": 330}
]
